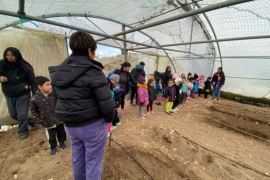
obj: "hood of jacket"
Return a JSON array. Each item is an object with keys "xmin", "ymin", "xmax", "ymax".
[
  {"xmin": 136, "ymin": 65, "xmax": 144, "ymax": 72},
  {"xmin": 48, "ymin": 55, "xmax": 104, "ymax": 88}
]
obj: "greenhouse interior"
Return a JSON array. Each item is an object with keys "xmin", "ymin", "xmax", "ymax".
[{"xmin": 0, "ymin": 0, "xmax": 270, "ymax": 179}]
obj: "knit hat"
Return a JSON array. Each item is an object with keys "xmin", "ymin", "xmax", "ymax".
[
  {"xmin": 110, "ymin": 74, "xmax": 120, "ymax": 84},
  {"xmin": 174, "ymin": 77, "xmax": 182, "ymax": 83},
  {"xmin": 137, "ymin": 74, "xmax": 145, "ymax": 83},
  {"xmin": 107, "ymin": 72, "xmax": 114, "ymax": 79}
]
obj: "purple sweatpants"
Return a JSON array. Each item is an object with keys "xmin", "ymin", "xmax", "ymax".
[{"xmin": 66, "ymin": 119, "xmax": 107, "ymax": 180}]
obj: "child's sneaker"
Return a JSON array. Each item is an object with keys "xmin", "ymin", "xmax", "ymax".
[
  {"xmin": 175, "ymin": 108, "xmax": 179, "ymax": 111},
  {"xmin": 171, "ymin": 109, "xmax": 177, "ymax": 112},
  {"xmin": 50, "ymin": 147, "xmax": 57, "ymax": 157},
  {"xmin": 150, "ymin": 111, "xmax": 154, "ymax": 114},
  {"xmin": 140, "ymin": 116, "xmax": 146, "ymax": 120},
  {"xmin": 59, "ymin": 142, "xmax": 67, "ymax": 151},
  {"xmin": 112, "ymin": 126, "xmax": 117, "ymax": 130},
  {"xmin": 116, "ymin": 122, "xmax": 121, "ymax": 126},
  {"xmin": 166, "ymin": 112, "xmax": 172, "ymax": 115},
  {"xmin": 121, "ymin": 109, "xmax": 126, "ymax": 113}
]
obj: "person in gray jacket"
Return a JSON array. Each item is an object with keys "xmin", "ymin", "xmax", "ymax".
[{"xmin": 49, "ymin": 31, "xmax": 115, "ymax": 180}]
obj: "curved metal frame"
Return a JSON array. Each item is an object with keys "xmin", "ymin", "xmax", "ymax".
[
  {"xmin": 0, "ymin": 13, "xmax": 177, "ymax": 71},
  {"xmin": 193, "ymin": 1, "xmax": 223, "ymax": 76}
]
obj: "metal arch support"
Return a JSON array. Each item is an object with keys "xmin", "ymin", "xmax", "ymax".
[
  {"xmin": 18, "ymin": 0, "xmax": 26, "ymax": 15},
  {"xmin": 193, "ymin": 1, "xmax": 224, "ymax": 75},
  {"xmin": 0, "ymin": 13, "xmax": 176, "ymax": 71},
  {"xmin": 96, "ymin": 0, "xmax": 253, "ymax": 42}
]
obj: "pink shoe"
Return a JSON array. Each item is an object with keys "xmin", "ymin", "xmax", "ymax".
[{"xmin": 121, "ymin": 109, "xmax": 126, "ymax": 113}]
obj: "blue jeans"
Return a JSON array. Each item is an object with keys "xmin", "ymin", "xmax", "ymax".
[
  {"xmin": 5, "ymin": 94, "xmax": 36, "ymax": 136},
  {"xmin": 212, "ymin": 86, "xmax": 221, "ymax": 99},
  {"xmin": 66, "ymin": 119, "xmax": 107, "ymax": 180}
]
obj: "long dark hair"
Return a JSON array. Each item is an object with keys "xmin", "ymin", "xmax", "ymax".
[{"xmin": 3, "ymin": 47, "xmax": 33, "ymax": 70}]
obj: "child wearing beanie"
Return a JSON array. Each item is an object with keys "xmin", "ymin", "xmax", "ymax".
[
  {"xmin": 108, "ymin": 73, "xmax": 124, "ymax": 130},
  {"xmin": 137, "ymin": 75, "xmax": 149, "ymax": 120}
]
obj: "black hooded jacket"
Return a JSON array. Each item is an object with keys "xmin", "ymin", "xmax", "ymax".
[
  {"xmin": 48, "ymin": 55, "xmax": 115, "ymax": 127},
  {"xmin": 0, "ymin": 57, "xmax": 36, "ymax": 97}
]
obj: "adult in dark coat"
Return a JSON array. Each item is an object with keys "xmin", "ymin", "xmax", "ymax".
[
  {"xmin": 162, "ymin": 66, "xmax": 172, "ymax": 87},
  {"xmin": 113, "ymin": 62, "xmax": 135, "ymax": 113},
  {"xmin": 211, "ymin": 67, "xmax": 225, "ymax": 100},
  {"xmin": 49, "ymin": 31, "xmax": 115, "ymax": 180},
  {"xmin": 0, "ymin": 47, "xmax": 38, "ymax": 140},
  {"xmin": 130, "ymin": 61, "xmax": 145, "ymax": 105}
]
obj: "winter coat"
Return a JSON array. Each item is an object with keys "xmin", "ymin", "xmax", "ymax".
[
  {"xmin": 137, "ymin": 83, "xmax": 149, "ymax": 106},
  {"xmin": 162, "ymin": 71, "xmax": 172, "ymax": 86},
  {"xmin": 198, "ymin": 79, "xmax": 205, "ymax": 89},
  {"xmin": 113, "ymin": 85, "xmax": 124, "ymax": 108},
  {"xmin": 131, "ymin": 65, "xmax": 145, "ymax": 84},
  {"xmin": 211, "ymin": 72, "xmax": 225, "ymax": 87},
  {"xmin": 204, "ymin": 80, "xmax": 211, "ymax": 90},
  {"xmin": 48, "ymin": 55, "xmax": 115, "ymax": 127},
  {"xmin": 30, "ymin": 90, "xmax": 61, "ymax": 128},
  {"xmin": 174, "ymin": 83, "xmax": 182, "ymax": 97},
  {"xmin": 155, "ymin": 82, "xmax": 162, "ymax": 94},
  {"xmin": 148, "ymin": 86, "xmax": 157, "ymax": 101},
  {"xmin": 0, "ymin": 58, "xmax": 36, "ymax": 97},
  {"xmin": 113, "ymin": 69, "xmax": 134, "ymax": 94},
  {"xmin": 163, "ymin": 86, "xmax": 176, "ymax": 102},
  {"xmin": 192, "ymin": 80, "xmax": 198, "ymax": 93},
  {"xmin": 181, "ymin": 82, "xmax": 188, "ymax": 93}
]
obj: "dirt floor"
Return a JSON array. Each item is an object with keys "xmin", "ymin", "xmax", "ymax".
[{"xmin": 0, "ymin": 97, "xmax": 270, "ymax": 180}]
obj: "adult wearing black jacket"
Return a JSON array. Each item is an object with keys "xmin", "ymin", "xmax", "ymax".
[
  {"xmin": 113, "ymin": 62, "xmax": 135, "ymax": 113},
  {"xmin": 49, "ymin": 31, "xmax": 115, "ymax": 180},
  {"xmin": 130, "ymin": 61, "xmax": 145, "ymax": 105},
  {"xmin": 0, "ymin": 47, "xmax": 38, "ymax": 140},
  {"xmin": 162, "ymin": 66, "xmax": 172, "ymax": 87}
]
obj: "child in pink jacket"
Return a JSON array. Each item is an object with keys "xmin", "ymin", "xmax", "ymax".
[{"xmin": 137, "ymin": 75, "xmax": 149, "ymax": 120}]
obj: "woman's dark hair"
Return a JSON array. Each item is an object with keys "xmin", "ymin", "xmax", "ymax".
[
  {"xmin": 3, "ymin": 47, "xmax": 33, "ymax": 70},
  {"xmin": 165, "ymin": 66, "xmax": 171, "ymax": 72},
  {"xmin": 4, "ymin": 47, "xmax": 22, "ymax": 62},
  {"xmin": 168, "ymin": 78, "xmax": 174, "ymax": 83},
  {"xmin": 218, "ymin": 67, "xmax": 223, "ymax": 72},
  {"xmin": 120, "ymin": 62, "xmax": 131, "ymax": 71},
  {"xmin": 194, "ymin": 74, "xmax": 198, "ymax": 79},
  {"xmin": 139, "ymin": 61, "xmax": 145, "ymax": 66},
  {"xmin": 69, "ymin": 31, "xmax": 97, "ymax": 56},
  {"xmin": 156, "ymin": 77, "xmax": 161, "ymax": 82}
]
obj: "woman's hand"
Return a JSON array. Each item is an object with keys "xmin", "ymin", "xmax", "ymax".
[{"xmin": 0, "ymin": 76, "xmax": 8, "ymax": 82}]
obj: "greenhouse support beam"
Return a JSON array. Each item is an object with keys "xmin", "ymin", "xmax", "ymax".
[
  {"xmin": 129, "ymin": 35, "xmax": 270, "ymax": 50},
  {"xmin": 122, "ymin": 25, "xmax": 128, "ymax": 61},
  {"xmin": 193, "ymin": 0, "xmax": 224, "ymax": 76},
  {"xmin": 96, "ymin": 0, "xmax": 252, "ymax": 42},
  {"xmin": 0, "ymin": 10, "xmax": 182, "ymax": 53},
  {"xmin": 17, "ymin": 0, "xmax": 26, "ymax": 15}
]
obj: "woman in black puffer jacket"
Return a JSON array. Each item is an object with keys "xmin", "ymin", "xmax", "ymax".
[{"xmin": 49, "ymin": 31, "xmax": 115, "ymax": 180}]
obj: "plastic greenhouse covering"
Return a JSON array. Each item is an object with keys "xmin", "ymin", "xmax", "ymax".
[{"xmin": 0, "ymin": 0, "xmax": 269, "ymax": 113}]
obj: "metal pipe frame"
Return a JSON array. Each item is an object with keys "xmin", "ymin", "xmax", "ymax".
[
  {"xmin": 96, "ymin": 0, "xmax": 252, "ymax": 42},
  {"xmin": 193, "ymin": 0, "xmax": 224, "ymax": 76},
  {"xmin": 129, "ymin": 35, "xmax": 270, "ymax": 50},
  {"xmin": 0, "ymin": 12, "xmax": 177, "ymax": 71},
  {"xmin": 17, "ymin": 0, "xmax": 25, "ymax": 15},
  {"xmin": 171, "ymin": 56, "xmax": 270, "ymax": 59}
]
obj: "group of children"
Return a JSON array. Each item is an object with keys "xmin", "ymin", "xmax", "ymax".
[
  {"xmin": 27, "ymin": 71, "xmax": 213, "ymax": 156},
  {"xmin": 126, "ymin": 72, "xmax": 213, "ymax": 117}
]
